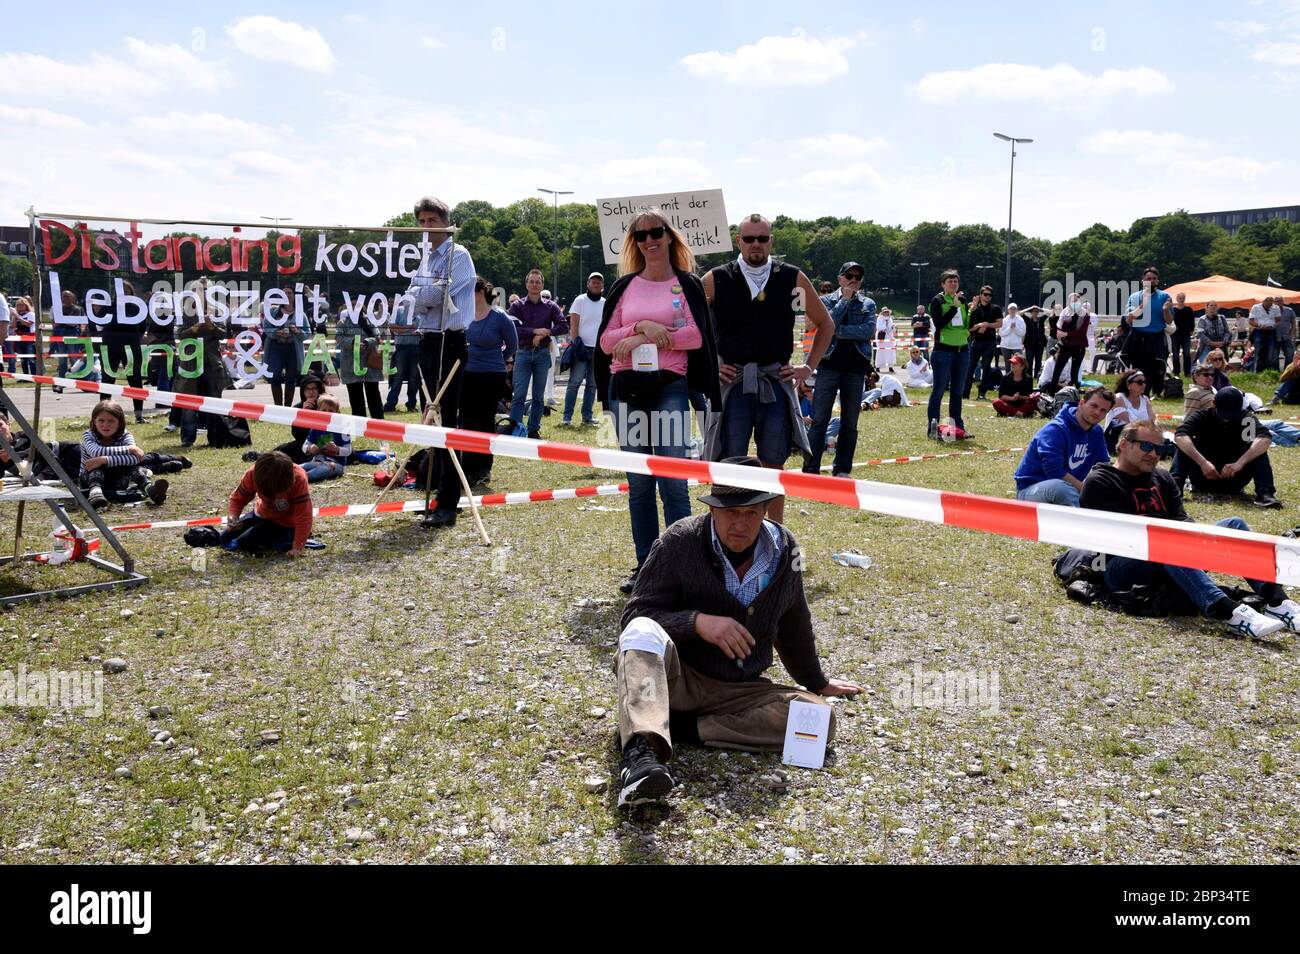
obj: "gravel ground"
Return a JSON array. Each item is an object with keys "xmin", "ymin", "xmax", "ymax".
[{"xmin": 1, "ymin": 371, "xmax": 1298, "ymax": 864}]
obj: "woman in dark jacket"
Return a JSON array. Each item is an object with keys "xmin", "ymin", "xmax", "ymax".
[{"xmin": 594, "ymin": 209, "xmax": 720, "ymax": 594}]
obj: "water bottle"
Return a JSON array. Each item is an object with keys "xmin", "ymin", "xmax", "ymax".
[
  {"xmin": 832, "ymin": 552, "xmax": 873, "ymax": 569},
  {"xmin": 190, "ymin": 548, "xmax": 207, "ymax": 573},
  {"xmin": 672, "ymin": 297, "xmax": 685, "ymax": 329},
  {"xmin": 39, "ymin": 415, "xmax": 57, "ymax": 444}
]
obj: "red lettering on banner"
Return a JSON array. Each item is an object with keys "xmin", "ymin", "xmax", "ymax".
[
  {"xmin": 95, "ymin": 232, "xmax": 122, "ymax": 270},
  {"xmin": 780, "ymin": 471, "xmax": 859, "ymax": 509},
  {"xmin": 538, "ymin": 443, "xmax": 596, "ymax": 467},
  {"xmin": 142, "ymin": 238, "xmax": 175, "ymax": 271},
  {"xmin": 126, "ymin": 221, "xmax": 145, "ymax": 274},
  {"xmin": 940, "ymin": 492, "xmax": 1039, "ymax": 541},
  {"xmin": 1148, "ymin": 523, "xmax": 1276, "ymax": 583},
  {"xmin": 645, "ymin": 456, "xmax": 712, "ymax": 482},
  {"xmin": 276, "ymin": 234, "xmax": 302, "ymax": 273},
  {"xmin": 202, "ymin": 238, "xmax": 229, "ymax": 272},
  {"xmin": 40, "ymin": 219, "xmax": 76, "ymax": 266}
]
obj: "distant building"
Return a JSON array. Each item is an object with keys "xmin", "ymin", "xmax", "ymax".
[
  {"xmin": 0, "ymin": 225, "xmax": 31, "ymax": 258},
  {"xmin": 1188, "ymin": 205, "xmax": 1300, "ymax": 235}
]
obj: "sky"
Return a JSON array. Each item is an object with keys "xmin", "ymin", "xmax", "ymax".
[{"xmin": 2, "ymin": 0, "xmax": 1297, "ymax": 241}]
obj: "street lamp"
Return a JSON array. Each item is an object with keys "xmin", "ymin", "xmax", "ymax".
[
  {"xmin": 993, "ymin": 132, "xmax": 1032, "ymax": 309},
  {"xmin": 259, "ymin": 215, "xmax": 293, "ymax": 228},
  {"xmin": 571, "ymin": 244, "xmax": 590, "ymax": 297},
  {"xmin": 910, "ymin": 261, "xmax": 930, "ymax": 308},
  {"xmin": 1032, "ymin": 266, "xmax": 1044, "ymax": 307},
  {"xmin": 976, "ymin": 264, "xmax": 993, "ymax": 290},
  {"xmin": 538, "ymin": 187, "xmax": 573, "ymax": 298}
]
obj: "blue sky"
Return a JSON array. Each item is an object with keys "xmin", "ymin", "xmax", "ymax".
[{"xmin": 2, "ymin": 0, "xmax": 1297, "ymax": 240}]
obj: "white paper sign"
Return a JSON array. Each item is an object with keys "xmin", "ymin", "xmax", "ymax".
[
  {"xmin": 782, "ymin": 700, "xmax": 832, "ymax": 770},
  {"xmin": 597, "ymin": 189, "xmax": 730, "ymax": 265},
  {"xmin": 631, "ymin": 343, "xmax": 660, "ymax": 372}
]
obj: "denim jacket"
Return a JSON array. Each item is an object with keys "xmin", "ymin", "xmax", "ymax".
[{"xmin": 819, "ymin": 290, "xmax": 876, "ymax": 362}]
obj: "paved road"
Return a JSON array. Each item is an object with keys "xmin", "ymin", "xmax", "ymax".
[{"xmin": 0, "ymin": 380, "xmax": 282, "ymax": 422}]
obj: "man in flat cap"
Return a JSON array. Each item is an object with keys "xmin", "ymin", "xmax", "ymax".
[{"xmin": 612, "ymin": 456, "xmax": 861, "ymax": 808}]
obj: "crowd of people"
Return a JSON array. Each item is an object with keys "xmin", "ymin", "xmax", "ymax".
[{"xmin": 5, "ymin": 208, "xmax": 1300, "ymax": 812}]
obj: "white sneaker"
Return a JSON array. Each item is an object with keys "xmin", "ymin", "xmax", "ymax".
[
  {"xmin": 1263, "ymin": 598, "xmax": 1300, "ymax": 633},
  {"xmin": 1226, "ymin": 603, "xmax": 1285, "ymax": 639}
]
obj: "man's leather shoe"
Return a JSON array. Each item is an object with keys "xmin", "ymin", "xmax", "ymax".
[{"xmin": 420, "ymin": 508, "xmax": 457, "ymax": 529}]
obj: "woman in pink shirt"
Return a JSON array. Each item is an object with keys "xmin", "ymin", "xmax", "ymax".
[{"xmin": 596, "ymin": 209, "xmax": 720, "ymax": 593}]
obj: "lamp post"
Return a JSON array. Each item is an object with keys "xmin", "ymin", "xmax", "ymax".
[
  {"xmin": 259, "ymin": 215, "xmax": 293, "ymax": 228},
  {"xmin": 976, "ymin": 264, "xmax": 993, "ymax": 290},
  {"xmin": 571, "ymin": 244, "xmax": 589, "ymax": 298},
  {"xmin": 538, "ymin": 187, "xmax": 573, "ymax": 299},
  {"xmin": 1032, "ymin": 266, "xmax": 1044, "ymax": 308},
  {"xmin": 993, "ymin": 132, "xmax": 1032, "ymax": 309},
  {"xmin": 910, "ymin": 261, "xmax": 929, "ymax": 308}
]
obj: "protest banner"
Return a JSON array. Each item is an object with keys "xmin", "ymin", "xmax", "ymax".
[{"xmin": 595, "ymin": 189, "xmax": 729, "ymax": 264}]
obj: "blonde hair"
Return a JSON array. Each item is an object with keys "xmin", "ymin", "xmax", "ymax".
[
  {"xmin": 1208, "ymin": 348, "xmax": 1226, "ymax": 363},
  {"xmin": 316, "ymin": 396, "xmax": 340, "ymax": 413},
  {"xmin": 618, "ymin": 208, "xmax": 695, "ymax": 277}
]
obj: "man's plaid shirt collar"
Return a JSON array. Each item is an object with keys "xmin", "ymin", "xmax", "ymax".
[{"xmin": 709, "ymin": 517, "xmax": 783, "ymax": 607}]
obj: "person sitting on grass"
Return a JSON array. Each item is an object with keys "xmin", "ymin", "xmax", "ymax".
[
  {"xmin": 903, "ymin": 346, "xmax": 932, "ymax": 387},
  {"xmin": 1205, "ymin": 349, "xmax": 1232, "ymax": 391},
  {"xmin": 1102, "ymin": 368, "xmax": 1155, "ymax": 453},
  {"xmin": 1012, "ymin": 386, "xmax": 1114, "ymax": 507},
  {"xmin": 1184, "ymin": 363, "xmax": 1217, "ymax": 415},
  {"xmin": 611, "ymin": 456, "xmax": 862, "ymax": 808},
  {"xmin": 299, "ymin": 395, "xmax": 352, "ymax": 483},
  {"xmin": 992, "ymin": 353, "xmax": 1037, "ymax": 417},
  {"xmin": 79, "ymin": 400, "xmax": 188, "ymax": 510},
  {"xmin": 1274, "ymin": 349, "xmax": 1300, "ymax": 405},
  {"xmin": 224, "ymin": 450, "xmax": 314, "ymax": 557},
  {"xmin": 1080, "ymin": 421, "xmax": 1298, "ymax": 639},
  {"xmin": 1171, "ymin": 387, "xmax": 1281, "ymax": 509},
  {"xmin": 243, "ymin": 373, "xmax": 329, "ymax": 466}
]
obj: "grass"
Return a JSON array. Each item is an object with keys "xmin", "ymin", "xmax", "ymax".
[{"xmin": 0, "ymin": 368, "xmax": 1297, "ymax": 863}]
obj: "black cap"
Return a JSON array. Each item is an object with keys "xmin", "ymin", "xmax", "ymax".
[
  {"xmin": 1214, "ymin": 386, "xmax": 1245, "ymax": 421},
  {"xmin": 838, "ymin": 261, "xmax": 864, "ymax": 277},
  {"xmin": 698, "ymin": 456, "xmax": 782, "ymax": 508}
]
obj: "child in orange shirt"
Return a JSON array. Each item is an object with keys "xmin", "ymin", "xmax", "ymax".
[{"xmin": 223, "ymin": 450, "xmax": 314, "ymax": 556}]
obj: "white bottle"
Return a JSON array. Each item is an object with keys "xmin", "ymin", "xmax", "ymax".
[{"xmin": 831, "ymin": 552, "xmax": 873, "ymax": 569}]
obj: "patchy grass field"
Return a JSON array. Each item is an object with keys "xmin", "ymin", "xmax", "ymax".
[{"xmin": 1, "ymin": 371, "xmax": 1298, "ymax": 864}]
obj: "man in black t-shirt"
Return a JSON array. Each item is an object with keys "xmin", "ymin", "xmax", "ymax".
[
  {"xmin": 1170, "ymin": 291, "xmax": 1195, "ymax": 377},
  {"xmin": 1171, "ymin": 387, "xmax": 1281, "ymax": 508},
  {"xmin": 911, "ymin": 306, "xmax": 930, "ymax": 360},
  {"xmin": 1079, "ymin": 420, "xmax": 1297, "ymax": 638}
]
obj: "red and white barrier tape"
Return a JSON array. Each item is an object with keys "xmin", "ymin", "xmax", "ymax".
[{"xmin": 5, "ymin": 369, "xmax": 1299, "ymax": 584}]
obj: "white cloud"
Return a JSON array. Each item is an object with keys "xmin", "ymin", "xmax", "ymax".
[
  {"xmin": 680, "ymin": 30, "xmax": 868, "ymax": 86},
  {"xmin": 758, "ymin": 133, "xmax": 887, "ymax": 156},
  {"xmin": 657, "ymin": 138, "xmax": 706, "ymax": 153},
  {"xmin": 420, "ymin": 36, "xmax": 447, "ymax": 49},
  {"xmin": 227, "ymin": 16, "xmax": 336, "ymax": 73},
  {"xmin": 132, "ymin": 111, "xmax": 284, "ymax": 146},
  {"xmin": 911, "ymin": 18, "xmax": 926, "ymax": 37},
  {"xmin": 1080, "ymin": 130, "xmax": 1202, "ymax": 160},
  {"xmin": 0, "ymin": 40, "xmax": 233, "ymax": 108},
  {"xmin": 228, "ymin": 151, "xmax": 300, "ymax": 178},
  {"xmin": 598, "ymin": 157, "xmax": 712, "ymax": 187},
  {"xmin": 103, "ymin": 149, "xmax": 185, "ymax": 176},
  {"xmin": 1253, "ymin": 41, "xmax": 1300, "ymax": 65},
  {"xmin": 0, "ymin": 104, "xmax": 86, "ymax": 129},
  {"xmin": 1213, "ymin": 19, "xmax": 1270, "ymax": 37},
  {"xmin": 341, "ymin": 14, "xmax": 368, "ymax": 26},
  {"xmin": 1167, "ymin": 157, "xmax": 1268, "ymax": 182},
  {"xmin": 798, "ymin": 162, "xmax": 887, "ymax": 191},
  {"xmin": 915, "ymin": 63, "xmax": 1173, "ymax": 107}
]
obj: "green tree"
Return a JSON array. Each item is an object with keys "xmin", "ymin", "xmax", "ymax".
[
  {"xmin": 504, "ymin": 226, "xmax": 548, "ymax": 290},
  {"xmin": 1202, "ymin": 235, "xmax": 1282, "ymax": 283},
  {"xmin": 1130, "ymin": 211, "xmax": 1221, "ymax": 284}
]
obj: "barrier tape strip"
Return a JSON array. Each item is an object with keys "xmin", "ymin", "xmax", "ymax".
[{"xmin": 5, "ymin": 369, "xmax": 1299, "ymax": 584}]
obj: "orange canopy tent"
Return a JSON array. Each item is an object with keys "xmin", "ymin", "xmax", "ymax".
[{"xmin": 1163, "ymin": 275, "xmax": 1300, "ymax": 309}]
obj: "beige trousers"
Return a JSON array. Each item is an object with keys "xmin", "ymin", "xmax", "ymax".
[{"xmin": 616, "ymin": 616, "xmax": 834, "ymax": 761}]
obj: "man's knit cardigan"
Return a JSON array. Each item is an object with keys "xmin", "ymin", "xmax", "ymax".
[{"xmin": 620, "ymin": 513, "xmax": 828, "ymax": 691}]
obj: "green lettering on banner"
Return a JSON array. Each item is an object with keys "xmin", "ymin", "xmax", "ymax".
[
  {"xmin": 141, "ymin": 342, "xmax": 175, "ymax": 377},
  {"xmin": 176, "ymin": 337, "xmax": 204, "ymax": 379},
  {"xmin": 304, "ymin": 333, "xmax": 337, "ymax": 375},
  {"xmin": 64, "ymin": 339, "xmax": 95, "ymax": 378}
]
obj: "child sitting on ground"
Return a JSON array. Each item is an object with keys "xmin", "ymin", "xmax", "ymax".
[
  {"xmin": 299, "ymin": 395, "xmax": 352, "ymax": 482},
  {"xmin": 80, "ymin": 400, "xmax": 190, "ymax": 509},
  {"xmin": 224, "ymin": 450, "xmax": 314, "ymax": 556},
  {"xmin": 243, "ymin": 373, "xmax": 328, "ymax": 465}
]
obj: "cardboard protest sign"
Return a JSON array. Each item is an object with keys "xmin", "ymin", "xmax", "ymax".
[{"xmin": 596, "ymin": 189, "xmax": 729, "ymax": 265}]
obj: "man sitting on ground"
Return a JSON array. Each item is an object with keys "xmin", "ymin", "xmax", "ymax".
[
  {"xmin": 1171, "ymin": 387, "xmax": 1282, "ymax": 508},
  {"xmin": 1183, "ymin": 363, "xmax": 1217, "ymax": 415},
  {"xmin": 1013, "ymin": 386, "xmax": 1114, "ymax": 506},
  {"xmin": 612, "ymin": 456, "xmax": 861, "ymax": 807},
  {"xmin": 1080, "ymin": 421, "xmax": 1297, "ymax": 638}
]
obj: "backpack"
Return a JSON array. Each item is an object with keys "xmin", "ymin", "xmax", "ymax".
[
  {"xmin": 206, "ymin": 414, "xmax": 252, "ymax": 448},
  {"xmin": 981, "ymin": 366, "xmax": 1004, "ymax": 393},
  {"xmin": 1050, "ymin": 386, "xmax": 1080, "ymax": 416},
  {"xmin": 1161, "ymin": 377, "xmax": 1184, "ymax": 399}
]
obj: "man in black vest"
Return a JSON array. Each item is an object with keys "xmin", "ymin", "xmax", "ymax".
[{"xmin": 702, "ymin": 214, "xmax": 833, "ymax": 524}]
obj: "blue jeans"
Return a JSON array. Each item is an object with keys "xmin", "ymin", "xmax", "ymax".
[
  {"xmin": 384, "ymin": 344, "xmax": 421, "ymax": 410},
  {"xmin": 301, "ymin": 458, "xmax": 344, "ymax": 482},
  {"xmin": 1279, "ymin": 336, "xmax": 1296, "ymax": 369},
  {"xmin": 563, "ymin": 355, "xmax": 597, "ymax": 423},
  {"xmin": 1104, "ymin": 516, "xmax": 1281, "ymax": 613},
  {"xmin": 1016, "ymin": 478, "xmax": 1080, "ymax": 507},
  {"xmin": 511, "ymin": 347, "xmax": 551, "ymax": 433},
  {"xmin": 927, "ymin": 347, "xmax": 970, "ymax": 429},
  {"xmin": 1251, "ymin": 329, "xmax": 1276, "ymax": 372},
  {"xmin": 720, "ymin": 387, "xmax": 792, "ymax": 466},
  {"xmin": 805, "ymin": 367, "xmax": 863, "ymax": 474},
  {"xmin": 1170, "ymin": 332, "xmax": 1193, "ymax": 376},
  {"xmin": 180, "ymin": 409, "xmax": 211, "ymax": 446},
  {"xmin": 220, "ymin": 514, "xmax": 295, "ymax": 554},
  {"xmin": 265, "ymin": 337, "xmax": 303, "ymax": 393},
  {"xmin": 1275, "ymin": 378, "xmax": 1299, "ymax": 405},
  {"xmin": 610, "ymin": 377, "xmax": 692, "ymax": 566}
]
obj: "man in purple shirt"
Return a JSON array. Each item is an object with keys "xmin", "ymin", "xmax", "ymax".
[{"xmin": 507, "ymin": 269, "xmax": 569, "ymax": 438}]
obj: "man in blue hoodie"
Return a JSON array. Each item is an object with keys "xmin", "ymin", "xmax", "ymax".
[{"xmin": 1013, "ymin": 386, "xmax": 1114, "ymax": 507}]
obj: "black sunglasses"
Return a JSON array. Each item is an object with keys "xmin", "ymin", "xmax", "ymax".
[
  {"xmin": 844, "ymin": 273, "xmax": 863, "ymax": 281},
  {"xmin": 1134, "ymin": 440, "xmax": 1159, "ymax": 453},
  {"xmin": 633, "ymin": 226, "xmax": 666, "ymax": 242},
  {"xmin": 740, "ymin": 235, "xmax": 770, "ymax": 244}
]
